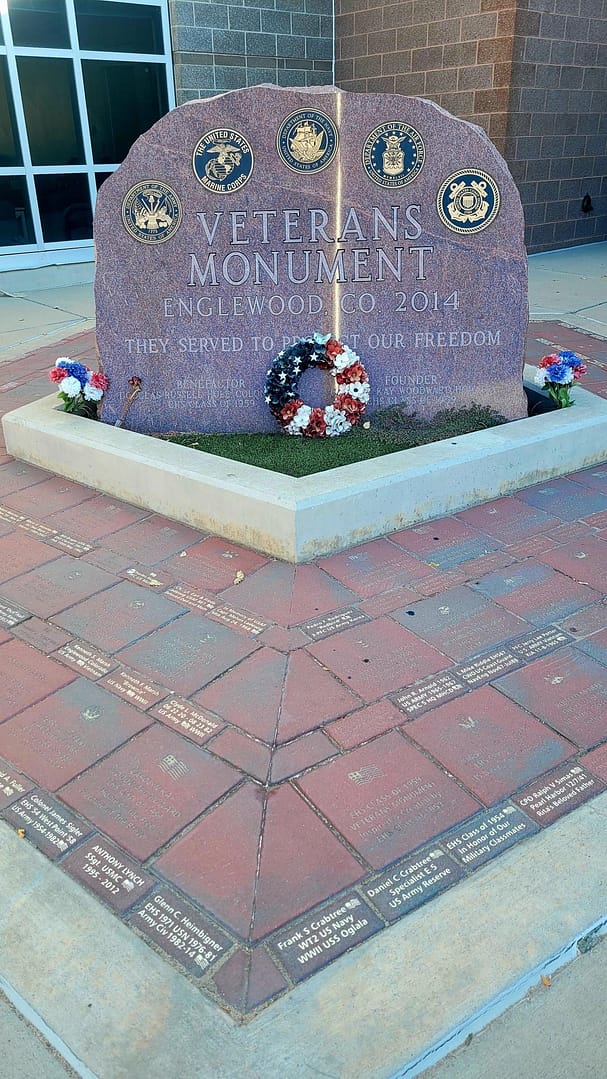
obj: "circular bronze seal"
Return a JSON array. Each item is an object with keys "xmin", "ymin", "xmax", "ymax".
[
  {"xmin": 436, "ymin": 169, "xmax": 501, "ymax": 234},
  {"xmin": 121, "ymin": 180, "xmax": 182, "ymax": 244},
  {"xmin": 362, "ymin": 121, "xmax": 425, "ymax": 188},
  {"xmin": 276, "ymin": 109, "xmax": 338, "ymax": 174},
  {"xmin": 192, "ymin": 128, "xmax": 254, "ymax": 193}
]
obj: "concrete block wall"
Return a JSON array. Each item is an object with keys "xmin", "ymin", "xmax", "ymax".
[
  {"xmin": 335, "ymin": 0, "xmax": 515, "ymax": 153},
  {"xmin": 169, "ymin": 0, "xmax": 334, "ymax": 102},
  {"xmin": 335, "ymin": 0, "xmax": 607, "ymax": 253},
  {"xmin": 506, "ymin": 0, "xmax": 607, "ymax": 253}
]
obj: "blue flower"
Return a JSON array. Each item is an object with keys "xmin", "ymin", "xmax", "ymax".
[
  {"xmin": 559, "ymin": 350, "xmax": 581, "ymax": 367},
  {"xmin": 547, "ymin": 361, "xmax": 574, "ymax": 384},
  {"xmin": 313, "ymin": 332, "xmax": 330, "ymax": 346}
]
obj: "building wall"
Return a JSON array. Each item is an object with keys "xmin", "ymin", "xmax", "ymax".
[
  {"xmin": 169, "ymin": 0, "xmax": 334, "ymax": 102},
  {"xmin": 335, "ymin": 0, "xmax": 607, "ymax": 253},
  {"xmin": 506, "ymin": 0, "xmax": 607, "ymax": 252}
]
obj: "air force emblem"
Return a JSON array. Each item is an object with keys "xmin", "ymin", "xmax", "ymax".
[{"xmin": 362, "ymin": 122, "xmax": 425, "ymax": 188}]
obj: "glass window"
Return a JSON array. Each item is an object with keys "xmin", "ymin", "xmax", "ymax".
[
  {"xmin": 18, "ymin": 56, "xmax": 84, "ymax": 165},
  {"xmin": 8, "ymin": 0, "xmax": 70, "ymax": 49},
  {"xmin": 0, "ymin": 176, "xmax": 35, "ymax": 246},
  {"xmin": 76, "ymin": 0, "xmax": 163, "ymax": 54},
  {"xmin": 95, "ymin": 170, "xmax": 113, "ymax": 189},
  {"xmin": 83, "ymin": 59, "xmax": 167, "ymax": 164},
  {"xmin": 0, "ymin": 57, "xmax": 22, "ymax": 167},
  {"xmin": 35, "ymin": 173, "xmax": 92, "ymax": 241}
]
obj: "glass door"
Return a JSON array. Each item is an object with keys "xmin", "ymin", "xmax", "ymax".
[{"xmin": 0, "ymin": 0, "xmax": 175, "ymax": 269}]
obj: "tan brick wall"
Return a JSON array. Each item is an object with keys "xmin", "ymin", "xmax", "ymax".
[
  {"xmin": 335, "ymin": 0, "xmax": 516, "ymax": 154},
  {"xmin": 335, "ymin": 0, "xmax": 607, "ymax": 252}
]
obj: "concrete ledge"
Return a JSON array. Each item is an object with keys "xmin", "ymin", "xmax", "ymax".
[
  {"xmin": 1, "ymin": 795, "xmax": 606, "ymax": 1079},
  {"xmin": 3, "ymin": 366, "xmax": 607, "ymax": 561}
]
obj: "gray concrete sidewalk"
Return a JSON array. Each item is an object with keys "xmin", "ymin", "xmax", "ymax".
[{"xmin": 0, "ymin": 987, "xmax": 76, "ymax": 1079}]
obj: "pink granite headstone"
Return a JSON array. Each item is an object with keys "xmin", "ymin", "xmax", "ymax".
[{"xmin": 94, "ymin": 85, "xmax": 528, "ymax": 433}]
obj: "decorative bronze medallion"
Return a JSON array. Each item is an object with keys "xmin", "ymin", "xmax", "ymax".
[
  {"xmin": 436, "ymin": 169, "xmax": 501, "ymax": 234},
  {"xmin": 276, "ymin": 109, "xmax": 339, "ymax": 174},
  {"xmin": 192, "ymin": 128, "xmax": 254, "ymax": 193},
  {"xmin": 362, "ymin": 121, "xmax": 425, "ymax": 188},
  {"xmin": 121, "ymin": 180, "xmax": 182, "ymax": 244}
]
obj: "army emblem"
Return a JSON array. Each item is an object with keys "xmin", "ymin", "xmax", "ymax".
[
  {"xmin": 362, "ymin": 121, "xmax": 425, "ymax": 188},
  {"xmin": 277, "ymin": 109, "xmax": 338, "ymax": 173},
  {"xmin": 192, "ymin": 129, "xmax": 254, "ymax": 193},
  {"xmin": 121, "ymin": 181, "xmax": 182, "ymax": 244},
  {"xmin": 437, "ymin": 170, "xmax": 501, "ymax": 234}
]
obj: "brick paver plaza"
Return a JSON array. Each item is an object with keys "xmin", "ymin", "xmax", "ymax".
[{"xmin": 1, "ymin": 321, "xmax": 606, "ymax": 1019}]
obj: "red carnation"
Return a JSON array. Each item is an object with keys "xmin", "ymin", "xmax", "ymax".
[
  {"xmin": 304, "ymin": 407, "xmax": 327, "ymax": 437},
  {"xmin": 573, "ymin": 364, "xmax": 587, "ymax": 380},
  {"xmin": 49, "ymin": 367, "xmax": 65, "ymax": 383},
  {"xmin": 539, "ymin": 354, "xmax": 559, "ymax": 368},
  {"xmin": 90, "ymin": 371, "xmax": 109, "ymax": 390},
  {"xmin": 326, "ymin": 339, "xmax": 344, "ymax": 359},
  {"xmin": 336, "ymin": 362, "xmax": 368, "ymax": 385},
  {"xmin": 280, "ymin": 398, "xmax": 303, "ymax": 424},
  {"xmin": 336, "ymin": 394, "xmax": 365, "ymax": 421}
]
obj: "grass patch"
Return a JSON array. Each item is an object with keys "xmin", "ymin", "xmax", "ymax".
[{"xmin": 156, "ymin": 404, "xmax": 508, "ymax": 478}]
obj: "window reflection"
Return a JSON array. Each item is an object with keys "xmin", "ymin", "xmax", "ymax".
[
  {"xmin": 8, "ymin": 0, "xmax": 70, "ymax": 49},
  {"xmin": 76, "ymin": 0, "xmax": 163, "ymax": 54},
  {"xmin": 18, "ymin": 57, "xmax": 84, "ymax": 165},
  {"xmin": 84, "ymin": 60, "xmax": 167, "ymax": 164},
  {"xmin": 0, "ymin": 57, "xmax": 22, "ymax": 167},
  {"xmin": 35, "ymin": 173, "xmax": 92, "ymax": 241},
  {"xmin": 0, "ymin": 177, "xmax": 35, "ymax": 245}
]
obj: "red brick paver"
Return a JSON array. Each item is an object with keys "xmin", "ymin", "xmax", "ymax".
[{"xmin": 1, "ymin": 322, "xmax": 606, "ymax": 1018}]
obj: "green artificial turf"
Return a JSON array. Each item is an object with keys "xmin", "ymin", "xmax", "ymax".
[{"xmin": 157, "ymin": 404, "xmax": 509, "ymax": 478}]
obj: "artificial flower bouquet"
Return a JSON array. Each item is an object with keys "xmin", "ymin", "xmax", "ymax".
[
  {"xmin": 533, "ymin": 349, "xmax": 587, "ymax": 408},
  {"xmin": 49, "ymin": 357, "xmax": 109, "ymax": 418}
]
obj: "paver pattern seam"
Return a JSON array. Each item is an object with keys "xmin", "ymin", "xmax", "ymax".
[{"xmin": 0, "ymin": 323, "xmax": 606, "ymax": 1019}]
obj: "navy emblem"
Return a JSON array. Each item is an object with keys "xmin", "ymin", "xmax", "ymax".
[
  {"xmin": 362, "ymin": 122, "xmax": 425, "ymax": 188},
  {"xmin": 121, "ymin": 181, "xmax": 182, "ymax": 244},
  {"xmin": 437, "ymin": 170, "xmax": 501, "ymax": 234},
  {"xmin": 192, "ymin": 129, "xmax": 254, "ymax": 193},
  {"xmin": 277, "ymin": 109, "xmax": 338, "ymax": 174}
]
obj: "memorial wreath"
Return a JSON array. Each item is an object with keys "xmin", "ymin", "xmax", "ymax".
[{"xmin": 264, "ymin": 333, "xmax": 370, "ymax": 437}]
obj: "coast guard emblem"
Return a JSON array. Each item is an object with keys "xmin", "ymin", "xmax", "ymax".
[
  {"xmin": 362, "ymin": 122, "xmax": 425, "ymax": 188},
  {"xmin": 437, "ymin": 170, "xmax": 501, "ymax": 234},
  {"xmin": 192, "ymin": 129, "xmax": 254, "ymax": 193},
  {"xmin": 121, "ymin": 181, "xmax": 182, "ymax": 244},
  {"xmin": 277, "ymin": 109, "xmax": 338, "ymax": 173}
]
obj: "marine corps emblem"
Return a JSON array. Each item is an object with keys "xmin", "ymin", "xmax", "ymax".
[
  {"xmin": 277, "ymin": 109, "xmax": 338, "ymax": 173},
  {"xmin": 436, "ymin": 170, "xmax": 501, "ymax": 234},
  {"xmin": 192, "ymin": 129, "xmax": 254, "ymax": 193},
  {"xmin": 121, "ymin": 181, "xmax": 182, "ymax": 244},
  {"xmin": 362, "ymin": 122, "xmax": 425, "ymax": 188}
]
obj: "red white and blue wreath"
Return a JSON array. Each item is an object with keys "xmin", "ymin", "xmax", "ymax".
[{"xmin": 264, "ymin": 333, "xmax": 370, "ymax": 437}]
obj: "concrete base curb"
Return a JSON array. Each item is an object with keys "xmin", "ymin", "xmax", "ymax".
[
  {"xmin": 1, "ymin": 793, "xmax": 606, "ymax": 1079},
  {"xmin": 3, "ymin": 369, "xmax": 607, "ymax": 561}
]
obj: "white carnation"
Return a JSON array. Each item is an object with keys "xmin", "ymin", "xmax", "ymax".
[
  {"xmin": 83, "ymin": 383, "xmax": 103, "ymax": 401},
  {"xmin": 533, "ymin": 369, "xmax": 547, "ymax": 387},
  {"xmin": 60, "ymin": 375, "xmax": 82, "ymax": 398},
  {"xmin": 286, "ymin": 404, "xmax": 312, "ymax": 433}
]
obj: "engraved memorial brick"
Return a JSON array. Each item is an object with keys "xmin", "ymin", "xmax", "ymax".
[
  {"xmin": 130, "ymin": 887, "xmax": 232, "ymax": 976},
  {"xmin": 62, "ymin": 835, "xmax": 155, "ymax": 912},
  {"xmin": 513, "ymin": 764, "xmax": 606, "ymax": 826},
  {"xmin": 268, "ymin": 893, "xmax": 382, "ymax": 982},
  {"xmin": 299, "ymin": 607, "xmax": 369, "ymax": 641},
  {"xmin": 151, "ymin": 696, "xmax": 224, "ymax": 745},
  {"xmin": 442, "ymin": 805, "xmax": 539, "ymax": 869},
  {"xmin": 95, "ymin": 85, "xmax": 528, "ymax": 434},
  {"xmin": 363, "ymin": 845, "xmax": 465, "ymax": 921},
  {"xmin": 0, "ymin": 757, "xmax": 34, "ymax": 809},
  {"xmin": 2, "ymin": 792, "xmax": 92, "ymax": 859}
]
